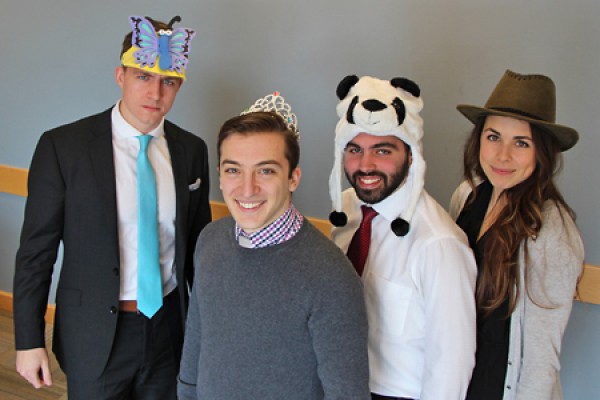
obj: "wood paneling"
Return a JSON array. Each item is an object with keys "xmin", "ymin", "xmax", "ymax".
[
  {"xmin": 2, "ymin": 164, "xmax": 598, "ymax": 304},
  {"xmin": 0, "ymin": 165, "xmax": 28, "ymax": 197},
  {"xmin": 577, "ymin": 264, "xmax": 600, "ymax": 304}
]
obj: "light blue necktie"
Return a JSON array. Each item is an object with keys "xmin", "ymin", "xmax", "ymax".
[{"xmin": 136, "ymin": 135, "xmax": 162, "ymax": 318}]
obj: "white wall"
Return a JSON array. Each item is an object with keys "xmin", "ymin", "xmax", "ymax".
[{"xmin": 1, "ymin": 1, "xmax": 598, "ymax": 398}]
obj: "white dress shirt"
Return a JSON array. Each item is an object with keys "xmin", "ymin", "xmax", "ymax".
[
  {"xmin": 111, "ymin": 102, "xmax": 177, "ymax": 301},
  {"xmin": 332, "ymin": 182, "xmax": 477, "ymax": 399}
]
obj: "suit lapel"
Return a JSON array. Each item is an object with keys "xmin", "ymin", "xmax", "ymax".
[
  {"xmin": 89, "ymin": 109, "xmax": 120, "ymax": 262},
  {"xmin": 165, "ymin": 125, "xmax": 189, "ymax": 256}
]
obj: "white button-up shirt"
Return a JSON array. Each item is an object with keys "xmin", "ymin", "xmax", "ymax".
[
  {"xmin": 111, "ymin": 102, "xmax": 177, "ymax": 301},
  {"xmin": 332, "ymin": 184, "xmax": 477, "ymax": 399}
]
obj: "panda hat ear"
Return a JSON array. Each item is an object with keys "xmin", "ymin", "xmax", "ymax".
[
  {"xmin": 391, "ymin": 77, "xmax": 421, "ymax": 98},
  {"xmin": 336, "ymin": 75, "xmax": 360, "ymax": 99}
]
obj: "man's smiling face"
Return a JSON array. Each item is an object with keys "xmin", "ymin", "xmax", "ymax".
[
  {"xmin": 343, "ymin": 132, "xmax": 410, "ymax": 204},
  {"xmin": 219, "ymin": 131, "xmax": 301, "ymax": 233}
]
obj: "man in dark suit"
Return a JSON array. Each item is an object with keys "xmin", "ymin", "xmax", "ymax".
[{"xmin": 13, "ymin": 15, "xmax": 211, "ymax": 399}]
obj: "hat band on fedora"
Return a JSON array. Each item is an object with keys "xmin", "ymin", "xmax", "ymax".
[{"xmin": 490, "ymin": 107, "xmax": 548, "ymax": 123}]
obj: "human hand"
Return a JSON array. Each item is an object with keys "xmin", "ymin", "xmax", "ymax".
[{"xmin": 16, "ymin": 348, "xmax": 53, "ymax": 389}]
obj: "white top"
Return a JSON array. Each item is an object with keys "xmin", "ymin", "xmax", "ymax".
[
  {"xmin": 111, "ymin": 102, "xmax": 177, "ymax": 300},
  {"xmin": 332, "ymin": 185, "xmax": 477, "ymax": 399}
]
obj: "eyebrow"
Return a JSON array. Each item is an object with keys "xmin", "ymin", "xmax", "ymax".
[
  {"xmin": 484, "ymin": 127, "xmax": 533, "ymax": 141},
  {"xmin": 221, "ymin": 159, "xmax": 283, "ymax": 168},
  {"xmin": 133, "ymin": 70, "xmax": 152, "ymax": 76},
  {"xmin": 346, "ymin": 141, "xmax": 400, "ymax": 150},
  {"xmin": 133, "ymin": 70, "xmax": 178, "ymax": 81}
]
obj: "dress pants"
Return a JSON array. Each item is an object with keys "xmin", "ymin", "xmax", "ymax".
[{"xmin": 66, "ymin": 289, "xmax": 183, "ymax": 400}]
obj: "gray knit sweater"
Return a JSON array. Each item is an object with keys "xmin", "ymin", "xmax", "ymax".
[{"xmin": 178, "ymin": 217, "xmax": 370, "ymax": 400}]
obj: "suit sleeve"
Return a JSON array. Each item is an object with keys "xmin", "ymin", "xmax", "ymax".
[{"xmin": 14, "ymin": 132, "xmax": 65, "ymax": 349}]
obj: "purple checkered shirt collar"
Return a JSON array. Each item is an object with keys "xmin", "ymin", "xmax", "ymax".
[{"xmin": 235, "ymin": 203, "xmax": 304, "ymax": 249}]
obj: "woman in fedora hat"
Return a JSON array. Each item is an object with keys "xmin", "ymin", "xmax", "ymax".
[{"xmin": 450, "ymin": 70, "xmax": 585, "ymax": 399}]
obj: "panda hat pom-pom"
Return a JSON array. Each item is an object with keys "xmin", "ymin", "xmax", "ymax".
[
  {"xmin": 329, "ymin": 210, "xmax": 347, "ymax": 227},
  {"xmin": 328, "ymin": 75, "xmax": 426, "ymax": 237},
  {"xmin": 391, "ymin": 218, "xmax": 410, "ymax": 237}
]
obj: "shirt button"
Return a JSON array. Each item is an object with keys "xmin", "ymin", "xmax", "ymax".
[
  {"xmin": 508, "ymin": 361, "xmax": 512, "ymax": 366},
  {"xmin": 109, "ymin": 306, "xmax": 118, "ymax": 314},
  {"xmin": 506, "ymin": 385, "xmax": 512, "ymax": 390}
]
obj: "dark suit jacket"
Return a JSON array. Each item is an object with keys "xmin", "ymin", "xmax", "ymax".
[{"xmin": 13, "ymin": 108, "xmax": 211, "ymax": 380}]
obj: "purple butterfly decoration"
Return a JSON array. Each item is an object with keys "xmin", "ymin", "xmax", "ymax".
[{"xmin": 128, "ymin": 15, "xmax": 196, "ymax": 73}]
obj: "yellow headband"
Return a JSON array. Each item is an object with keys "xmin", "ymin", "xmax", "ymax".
[{"xmin": 121, "ymin": 46, "xmax": 187, "ymax": 81}]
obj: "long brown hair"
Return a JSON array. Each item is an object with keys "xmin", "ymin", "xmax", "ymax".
[{"xmin": 463, "ymin": 117, "xmax": 575, "ymax": 317}]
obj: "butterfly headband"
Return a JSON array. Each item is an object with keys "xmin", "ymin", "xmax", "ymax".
[
  {"xmin": 241, "ymin": 92, "xmax": 299, "ymax": 135},
  {"xmin": 121, "ymin": 15, "xmax": 196, "ymax": 81}
]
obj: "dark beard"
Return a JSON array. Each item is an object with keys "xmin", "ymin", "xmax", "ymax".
[{"xmin": 345, "ymin": 157, "xmax": 410, "ymax": 204}]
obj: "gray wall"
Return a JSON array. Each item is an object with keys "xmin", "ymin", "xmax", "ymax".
[{"xmin": 1, "ymin": 1, "xmax": 598, "ymax": 398}]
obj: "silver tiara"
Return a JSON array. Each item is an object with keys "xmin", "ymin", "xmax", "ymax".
[{"xmin": 241, "ymin": 91, "xmax": 299, "ymax": 135}]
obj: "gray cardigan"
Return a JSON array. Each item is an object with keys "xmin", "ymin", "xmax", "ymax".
[
  {"xmin": 450, "ymin": 181, "xmax": 584, "ymax": 400},
  {"xmin": 178, "ymin": 217, "xmax": 370, "ymax": 400}
]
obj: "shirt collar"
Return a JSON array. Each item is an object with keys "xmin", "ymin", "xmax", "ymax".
[
  {"xmin": 361, "ymin": 171, "xmax": 418, "ymax": 223},
  {"xmin": 111, "ymin": 100, "xmax": 165, "ymax": 139},
  {"xmin": 235, "ymin": 203, "xmax": 304, "ymax": 249}
]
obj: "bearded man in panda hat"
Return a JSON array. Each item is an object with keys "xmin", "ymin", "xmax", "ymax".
[{"xmin": 329, "ymin": 75, "xmax": 477, "ymax": 400}]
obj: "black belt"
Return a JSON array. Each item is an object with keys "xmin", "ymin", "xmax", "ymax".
[{"xmin": 372, "ymin": 394, "xmax": 415, "ymax": 400}]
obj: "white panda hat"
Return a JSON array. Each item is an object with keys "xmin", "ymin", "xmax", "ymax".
[{"xmin": 328, "ymin": 75, "xmax": 425, "ymax": 236}]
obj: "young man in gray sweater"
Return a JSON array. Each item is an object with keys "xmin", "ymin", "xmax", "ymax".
[{"xmin": 177, "ymin": 92, "xmax": 370, "ymax": 400}]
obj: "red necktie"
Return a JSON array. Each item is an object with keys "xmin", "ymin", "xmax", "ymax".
[{"xmin": 346, "ymin": 206, "xmax": 378, "ymax": 276}]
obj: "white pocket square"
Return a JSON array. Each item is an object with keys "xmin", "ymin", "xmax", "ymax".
[{"xmin": 188, "ymin": 178, "xmax": 201, "ymax": 191}]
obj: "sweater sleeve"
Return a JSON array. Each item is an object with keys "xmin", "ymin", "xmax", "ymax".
[
  {"xmin": 308, "ymin": 259, "xmax": 371, "ymax": 400},
  {"xmin": 516, "ymin": 203, "xmax": 584, "ymax": 399},
  {"xmin": 449, "ymin": 181, "xmax": 472, "ymax": 220},
  {"xmin": 177, "ymin": 238, "xmax": 203, "ymax": 400}
]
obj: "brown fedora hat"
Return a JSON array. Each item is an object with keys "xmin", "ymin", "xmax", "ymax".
[{"xmin": 457, "ymin": 69, "xmax": 579, "ymax": 151}]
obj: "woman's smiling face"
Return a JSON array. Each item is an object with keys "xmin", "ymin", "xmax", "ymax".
[{"xmin": 479, "ymin": 115, "xmax": 536, "ymax": 196}]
